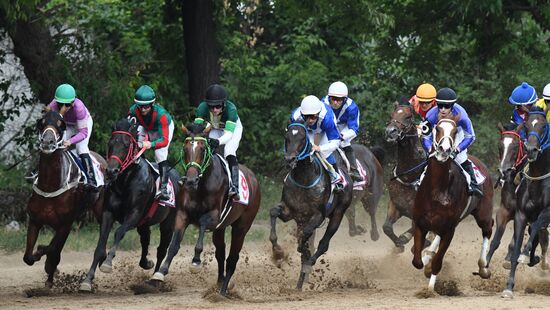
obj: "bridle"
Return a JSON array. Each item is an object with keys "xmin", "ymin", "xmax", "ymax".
[
  {"xmin": 38, "ymin": 126, "xmax": 65, "ymax": 154},
  {"xmin": 499, "ymin": 130, "xmax": 526, "ymax": 174},
  {"xmin": 432, "ymin": 118, "xmax": 457, "ymax": 156},
  {"xmin": 284, "ymin": 122, "xmax": 322, "ymax": 189},
  {"xmin": 108, "ymin": 130, "xmax": 146, "ymax": 174},
  {"xmin": 179, "ymin": 136, "xmax": 212, "ymax": 178},
  {"xmin": 388, "ymin": 106, "xmax": 417, "ymax": 141}
]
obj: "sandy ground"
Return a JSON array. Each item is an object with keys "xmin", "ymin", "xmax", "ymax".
[{"xmin": 2, "ymin": 211, "xmax": 550, "ymax": 310}]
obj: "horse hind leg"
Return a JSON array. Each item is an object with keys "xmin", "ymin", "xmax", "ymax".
[
  {"xmin": 137, "ymin": 225, "xmax": 154, "ymax": 270},
  {"xmin": 486, "ymin": 207, "xmax": 512, "ymax": 269},
  {"xmin": 153, "ymin": 218, "xmax": 174, "ymax": 273},
  {"xmin": 383, "ymin": 201, "xmax": 405, "ymax": 251},
  {"xmin": 212, "ymin": 229, "xmax": 226, "ymax": 287},
  {"xmin": 44, "ymin": 225, "xmax": 72, "ymax": 288},
  {"xmin": 101, "ymin": 212, "xmax": 142, "ymax": 273},
  {"xmin": 364, "ymin": 193, "xmax": 381, "ymax": 241},
  {"xmin": 219, "ymin": 224, "xmax": 249, "ymax": 296},
  {"xmin": 426, "ymin": 231, "xmax": 454, "ymax": 291},
  {"xmin": 540, "ymin": 228, "xmax": 549, "ymax": 270}
]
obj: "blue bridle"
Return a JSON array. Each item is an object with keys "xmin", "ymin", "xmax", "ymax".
[
  {"xmin": 284, "ymin": 122, "xmax": 322, "ymax": 189},
  {"xmin": 526, "ymin": 111, "xmax": 550, "ymax": 152}
]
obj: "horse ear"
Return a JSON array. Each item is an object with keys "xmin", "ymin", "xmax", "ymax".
[
  {"xmin": 57, "ymin": 119, "xmax": 66, "ymax": 131},
  {"xmin": 497, "ymin": 122, "xmax": 504, "ymax": 133},
  {"xmin": 181, "ymin": 124, "xmax": 189, "ymax": 135}
]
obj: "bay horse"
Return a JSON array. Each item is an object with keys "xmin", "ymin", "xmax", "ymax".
[
  {"xmin": 384, "ymin": 102, "xmax": 428, "ymax": 251},
  {"xmin": 151, "ymin": 123, "xmax": 260, "ymax": 296},
  {"xmin": 503, "ymin": 108, "xmax": 550, "ymax": 298},
  {"xmin": 269, "ymin": 120, "xmax": 353, "ymax": 289},
  {"xmin": 80, "ymin": 117, "xmax": 180, "ymax": 291},
  {"xmin": 25, "ymin": 111, "xmax": 105, "ymax": 288},
  {"xmin": 486, "ymin": 122, "xmax": 548, "ymax": 270},
  {"xmin": 411, "ymin": 113, "xmax": 494, "ymax": 291},
  {"xmin": 343, "ymin": 144, "xmax": 384, "ymax": 240}
]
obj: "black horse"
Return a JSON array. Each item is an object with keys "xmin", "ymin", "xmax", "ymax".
[
  {"xmin": 80, "ymin": 117, "xmax": 180, "ymax": 291},
  {"xmin": 503, "ymin": 108, "xmax": 550, "ymax": 298},
  {"xmin": 269, "ymin": 120, "xmax": 353, "ymax": 289},
  {"xmin": 151, "ymin": 123, "xmax": 260, "ymax": 296}
]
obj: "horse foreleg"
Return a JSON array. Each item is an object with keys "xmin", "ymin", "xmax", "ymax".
[
  {"xmin": 519, "ymin": 208, "xmax": 550, "ymax": 265},
  {"xmin": 80, "ymin": 210, "xmax": 115, "ymax": 292},
  {"xmin": 308, "ymin": 209, "xmax": 344, "ymax": 265},
  {"xmin": 383, "ymin": 200, "xmax": 405, "ymax": 250},
  {"xmin": 213, "ymin": 229, "xmax": 226, "ymax": 287},
  {"xmin": 152, "ymin": 210, "xmax": 189, "ymax": 282},
  {"xmin": 23, "ymin": 220, "xmax": 43, "ymax": 266},
  {"xmin": 411, "ymin": 225, "xmax": 426, "ymax": 269},
  {"xmin": 44, "ymin": 224, "xmax": 71, "ymax": 288},
  {"xmin": 101, "ymin": 210, "xmax": 141, "ymax": 273},
  {"xmin": 269, "ymin": 203, "xmax": 289, "ymax": 264},
  {"xmin": 502, "ymin": 210, "xmax": 528, "ymax": 298},
  {"xmin": 137, "ymin": 225, "xmax": 154, "ymax": 270},
  {"xmin": 540, "ymin": 228, "xmax": 549, "ymax": 270},
  {"xmin": 427, "ymin": 230, "xmax": 454, "ymax": 291},
  {"xmin": 219, "ymin": 224, "xmax": 249, "ymax": 296},
  {"xmin": 154, "ymin": 218, "xmax": 174, "ymax": 273},
  {"xmin": 191, "ymin": 212, "xmax": 216, "ymax": 270},
  {"xmin": 486, "ymin": 207, "xmax": 512, "ymax": 268},
  {"xmin": 422, "ymin": 234, "xmax": 440, "ymax": 266},
  {"xmin": 295, "ymin": 213, "xmax": 323, "ymax": 291}
]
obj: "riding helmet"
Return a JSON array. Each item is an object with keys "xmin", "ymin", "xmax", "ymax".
[
  {"xmin": 55, "ymin": 84, "xmax": 76, "ymax": 104},
  {"xmin": 542, "ymin": 83, "xmax": 550, "ymax": 100},
  {"xmin": 134, "ymin": 85, "xmax": 156, "ymax": 105},
  {"xmin": 300, "ymin": 95, "xmax": 322, "ymax": 115},
  {"xmin": 328, "ymin": 81, "xmax": 348, "ymax": 97},
  {"xmin": 415, "ymin": 83, "xmax": 436, "ymax": 102},
  {"xmin": 436, "ymin": 87, "xmax": 458, "ymax": 104},
  {"xmin": 205, "ymin": 84, "xmax": 227, "ymax": 106},
  {"xmin": 509, "ymin": 82, "xmax": 538, "ymax": 105}
]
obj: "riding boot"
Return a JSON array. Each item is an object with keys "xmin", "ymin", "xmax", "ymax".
[
  {"xmin": 227, "ymin": 155, "xmax": 240, "ymax": 200},
  {"xmin": 343, "ymin": 146, "xmax": 362, "ymax": 182},
  {"xmin": 461, "ymin": 160, "xmax": 483, "ymax": 197},
  {"xmin": 331, "ymin": 162, "xmax": 344, "ymax": 192},
  {"xmin": 80, "ymin": 154, "xmax": 98, "ymax": 192},
  {"xmin": 158, "ymin": 160, "xmax": 170, "ymax": 201}
]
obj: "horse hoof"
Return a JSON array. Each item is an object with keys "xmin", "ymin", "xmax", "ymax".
[
  {"xmin": 45, "ymin": 281, "xmax": 53, "ymax": 289},
  {"xmin": 151, "ymin": 272, "xmax": 165, "ymax": 282},
  {"xmin": 518, "ymin": 254, "xmax": 530, "ymax": 264},
  {"xmin": 79, "ymin": 282, "xmax": 92, "ymax": 292},
  {"xmin": 501, "ymin": 289, "xmax": 514, "ymax": 298},
  {"xmin": 542, "ymin": 262, "xmax": 549, "ymax": 271},
  {"xmin": 392, "ymin": 246, "xmax": 405, "ymax": 254},
  {"xmin": 23, "ymin": 256, "xmax": 35, "ymax": 266},
  {"xmin": 99, "ymin": 263, "xmax": 112, "ymax": 273},
  {"xmin": 140, "ymin": 259, "xmax": 154, "ymax": 270},
  {"xmin": 478, "ymin": 267, "xmax": 491, "ymax": 279},
  {"xmin": 370, "ymin": 230, "xmax": 380, "ymax": 241},
  {"xmin": 502, "ymin": 260, "xmax": 511, "ymax": 270},
  {"xmin": 189, "ymin": 262, "xmax": 202, "ymax": 274}
]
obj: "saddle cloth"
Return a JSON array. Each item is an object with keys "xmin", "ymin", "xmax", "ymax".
[
  {"xmin": 144, "ymin": 159, "xmax": 176, "ymax": 207},
  {"xmin": 336, "ymin": 148, "xmax": 368, "ymax": 189}
]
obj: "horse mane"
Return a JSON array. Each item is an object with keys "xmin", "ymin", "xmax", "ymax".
[
  {"xmin": 397, "ymin": 96, "xmax": 410, "ymax": 106},
  {"xmin": 502, "ymin": 122, "xmax": 518, "ymax": 131},
  {"xmin": 530, "ymin": 106, "xmax": 545, "ymax": 113},
  {"xmin": 113, "ymin": 117, "xmax": 138, "ymax": 136},
  {"xmin": 186, "ymin": 122, "xmax": 207, "ymax": 135},
  {"xmin": 38, "ymin": 111, "xmax": 65, "ymax": 131}
]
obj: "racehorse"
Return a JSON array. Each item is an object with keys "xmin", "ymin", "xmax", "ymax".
[
  {"xmin": 343, "ymin": 144, "xmax": 384, "ymax": 240},
  {"xmin": 25, "ymin": 111, "xmax": 105, "ymax": 288},
  {"xmin": 269, "ymin": 120, "xmax": 353, "ymax": 289},
  {"xmin": 384, "ymin": 102, "xmax": 428, "ymax": 251},
  {"xmin": 151, "ymin": 123, "xmax": 260, "ymax": 296},
  {"xmin": 80, "ymin": 117, "xmax": 180, "ymax": 291},
  {"xmin": 503, "ymin": 108, "xmax": 550, "ymax": 298},
  {"xmin": 486, "ymin": 122, "xmax": 548, "ymax": 270},
  {"xmin": 411, "ymin": 113, "xmax": 494, "ymax": 291}
]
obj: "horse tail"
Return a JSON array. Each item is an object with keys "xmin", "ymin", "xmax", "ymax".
[{"xmin": 370, "ymin": 145, "xmax": 385, "ymax": 165}]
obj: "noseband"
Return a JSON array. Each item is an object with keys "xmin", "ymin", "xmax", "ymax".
[
  {"xmin": 285, "ymin": 123, "xmax": 312, "ymax": 161},
  {"xmin": 38, "ymin": 127, "xmax": 65, "ymax": 154},
  {"xmin": 180, "ymin": 136, "xmax": 212, "ymax": 177}
]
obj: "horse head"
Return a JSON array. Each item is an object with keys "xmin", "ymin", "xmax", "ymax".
[
  {"xmin": 180, "ymin": 122, "xmax": 212, "ymax": 190},
  {"xmin": 284, "ymin": 120, "xmax": 310, "ymax": 169},
  {"xmin": 497, "ymin": 122, "xmax": 525, "ymax": 182},
  {"xmin": 432, "ymin": 113, "xmax": 460, "ymax": 162},
  {"xmin": 385, "ymin": 100, "xmax": 415, "ymax": 142},
  {"xmin": 37, "ymin": 111, "xmax": 66, "ymax": 154},
  {"xmin": 524, "ymin": 107, "xmax": 549, "ymax": 162},
  {"xmin": 106, "ymin": 117, "xmax": 140, "ymax": 180}
]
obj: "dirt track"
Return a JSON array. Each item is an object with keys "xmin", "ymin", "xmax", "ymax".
[{"xmin": 2, "ymin": 214, "xmax": 550, "ymax": 309}]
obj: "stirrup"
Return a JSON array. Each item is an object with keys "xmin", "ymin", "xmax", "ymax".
[
  {"xmin": 350, "ymin": 170, "xmax": 362, "ymax": 182},
  {"xmin": 229, "ymin": 186, "xmax": 240, "ymax": 200}
]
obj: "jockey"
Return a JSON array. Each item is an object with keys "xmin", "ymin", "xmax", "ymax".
[
  {"xmin": 321, "ymin": 81, "xmax": 362, "ymax": 182},
  {"xmin": 409, "ymin": 83, "xmax": 437, "ymax": 136},
  {"xmin": 508, "ymin": 82, "xmax": 539, "ymax": 128},
  {"xmin": 128, "ymin": 85, "xmax": 174, "ymax": 200},
  {"xmin": 422, "ymin": 87, "xmax": 483, "ymax": 197},
  {"xmin": 193, "ymin": 83, "xmax": 243, "ymax": 200},
  {"xmin": 535, "ymin": 82, "xmax": 550, "ymax": 122},
  {"xmin": 291, "ymin": 95, "xmax": 344, "ymax": 191},
  {"xmin": 44, "ymin": 83, "xmax": 97, "ymax": 190}
]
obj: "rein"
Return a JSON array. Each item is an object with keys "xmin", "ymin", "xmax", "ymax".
[
  {"xmin": 108, "ymin": 130, "xmax": 146, "ymax": 173},
  {"xmin": 285, "ymin": 122, "xmax": 323, "ymax": 189},
  {"xmin": 388, "ymin": 118, "xmax": 417, "ymax": 140},
  {"xmin": 179, "ymin": 136, "xmax": 212, "ymax": 175},
  {"xmin": 501, "ymin": 130, "xmax": 527, "ymax": 171}
]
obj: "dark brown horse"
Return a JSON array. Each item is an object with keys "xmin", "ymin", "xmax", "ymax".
[
  {"xmin": 384, "ymin": 102, "xmax": 428, "ymax": 251},
  {"xmin": 486, "ymin": 122, "xmax": 548, "ymax": 270},
  {"xmin": 151, "ymin": 123, "xmax": 260, "ymax": 296},
  {"xmin": 80, "ymin": 117, "xmax": 180, "ymax": 291},
  {"xmin": 24, "ymin": 111, "xmax": 105, "ymax": 288},
  {"xmin": 503, "ymin": 108, "xmax": 550, "ymax": 298},
  {"xmin": 411, "ymin": 114, "xmax": 494, "ymax": 291},
  {"xmin": 269, "ymin": 120, "xmax": 353, "ymax": 289},
  {"xmin": 343, "ymin": 144, "xmax": 385, "ymax": 240}
]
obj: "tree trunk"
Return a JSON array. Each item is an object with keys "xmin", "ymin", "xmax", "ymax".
[
  {"xmin": 182, "ymin": 0, "xmax": 220, "ymax": 107},
  {"xmin": 8, "ymin": 18, "xmax": 61, "ymax": 104}
]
